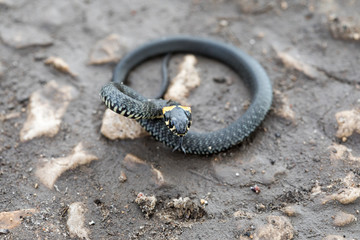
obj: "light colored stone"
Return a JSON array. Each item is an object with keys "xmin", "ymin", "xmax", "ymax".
[
  {"xmin": 44, "ymin": 57, "xmax": 77, "ymax": 77},
  {"xmin": 323, "ymin": 235, "xmax": 346, "ymax": 240},
  {"xmin": 0, "ymin": 209, "xmax": 37, "ymax": 229},
  {"xmin": 333, "ymin": 211, "xmax": 356, "ymax": 227},
  {"xmin": 89, "ymin": 34, "xmax": 126, "ymax": 64},
  {"xmin": 36, "ymin": 142, "xmax": 98, "ymax": 189},
  {"xmin": 100, "ymin": 109, "xmax": 147, "ymax": 140},
  {"xmin": 0, "ymin": 25, "xmax": 53, "ymax": 49},
  {"xmin": 335, "ymin": 109, "xmax": 360, "ymax": 139},
  {"xmin": 67, "ymin": 202, "xmax": 90, "ymax": 240},
  {"xmin": 20, "ymin": 80, "xmax": 76, "ymax": 142},
  {"xmin": 273, "ymin": 90, "xmax": 296, "ymax": 122},
  {"xmin": 254, "ymin": 216, "xmax": 294, "ymax": 240},
  {"xmin": 164, "ymin": 54, "xmax": 201, "ymax": 105}
]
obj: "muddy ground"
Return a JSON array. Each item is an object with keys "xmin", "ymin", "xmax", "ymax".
[{"xmin": 1, "ymin": 0, "xmax": 360, "ymax": 239}]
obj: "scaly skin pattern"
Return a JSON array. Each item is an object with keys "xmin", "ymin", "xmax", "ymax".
[{"xmin": 100, "ymin": 36, "xmax": 273, "ymax": 155}]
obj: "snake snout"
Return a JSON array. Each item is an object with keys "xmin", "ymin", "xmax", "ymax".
[{"xmin": 163, "ymin": 105, "xmax": 192, "ymax": 136}]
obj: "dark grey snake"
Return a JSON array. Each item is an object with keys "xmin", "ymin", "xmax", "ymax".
[{"xmin": 100, "ymin": 36, "xmax": 272, "ymax": 154}]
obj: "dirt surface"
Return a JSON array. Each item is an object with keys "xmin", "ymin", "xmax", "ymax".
[{"xmin": 1, "ymin": 0, "xmax": 360, "ymax": 239}]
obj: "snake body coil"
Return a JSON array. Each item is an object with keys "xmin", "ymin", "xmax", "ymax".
[{"xmin": 100, "ymin": 36, "xmax": 272, "ymax": 155}]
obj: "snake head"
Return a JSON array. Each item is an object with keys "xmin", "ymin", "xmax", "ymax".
[{"xmin": 162, "ymin": 105, "xmax": 192, "ymax": 136}]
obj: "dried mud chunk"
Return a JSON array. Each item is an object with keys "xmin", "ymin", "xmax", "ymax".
[
  {"xmin": 36, "ymin": 142, "xmax": 98, "ymax": 189},
  {"xmin": 276, "ymin": 51, "xmax": 319, "ymax": 79},
  {"xmin": 333, "ymin": 211, "xmax": 356, "ymax": 227},
  {"xmin": 0, "ymin": 209, "xmax": 37, "ymax": 230},
  {"xmin": 135, "ymin": 192, "xmax": 157, "ymax": 219},
  {"xmin": 163, "ymin": 55, "xmax": 201, "ymax": 105},
  {"xmin": 236, "ymin": 0, "xmax": 274, "ymax": 14},
  {"xmin": 0, "ymin": 25, "xmax": 53, "ymax": 49},
  {"xmin": 323, "ymin": 235, "xmax": 346, "ymax": 240},
  {"xmin": 167, "ymin": 197, "xmax": 206, "ymax": 220},
  {"xmin": 101, "ymin": 109, "xmax": 147, "ymax": 140},
  {"xmin": 335, "ymin": 109, "xmax": 360, "ymax": 139},
  {"xmin": 89, "ymin": 34, "xmax": 126, "ymax": 64},
  {"xmin": 322, "ymin": 172, "xmax": 360, "ymax": 205},
  {"xmin": 329, "ymin": 144, "xmax": 360, "ymax": 162},
  {"xmin": 67, "ymin": 202, "xmax": 90, "ymax": 240},
  {"xmin": 20, "ymin": 80, "xmax": 76, "ymax": 142},
  {"xmin": 254, "ymin": 216, "xmax": 294, "ymax": 240},
  {"xmin": 329, "ymin": 15, "xmax": 360, "ymax": 41},
  {"xmin": 44, "ymin": 57, "xmax": 77, "ymax": 77},
  {"xmin": 273, "ymin": 90, "xmax": 296, "ymax": 122}
]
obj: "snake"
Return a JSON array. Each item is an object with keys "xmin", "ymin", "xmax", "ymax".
[{"xmin": 100, "ymin": 36, "xmax": 272, "ymax": 155}]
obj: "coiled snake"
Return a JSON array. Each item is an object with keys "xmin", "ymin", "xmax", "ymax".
[{"xmin": 100, "ymin": 36, "xmax": 272, "ymax": 154}]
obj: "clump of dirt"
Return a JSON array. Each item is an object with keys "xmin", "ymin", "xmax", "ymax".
[
  {"xmin": 165, "ymin": 197, "xmax": 206, "ymax": 220},
  {"xmin": 135, "ymin": 192, "xmax": 157, "ymax": 219}
]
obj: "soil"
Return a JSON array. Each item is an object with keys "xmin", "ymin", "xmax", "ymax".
[{"xmin": 1, "ymin": 0, "xmax": 360, "ymax": 239}]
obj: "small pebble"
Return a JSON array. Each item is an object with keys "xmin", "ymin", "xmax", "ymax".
[{"xmin": 250, "ymin": 185, "xmax": 261, "ymax": 194}]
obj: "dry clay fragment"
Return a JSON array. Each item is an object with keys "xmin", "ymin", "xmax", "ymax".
[
  {"xmin": 20, "ymin": 80, "xmax": 76, "ymax": 142},
  {"xmin": 254, "ymin": 216, "xmax": 294, "ymax": 240},
  {"xmin": 123, "ymin": 153, "xmax": 165, "ymax": 186},
  {"xmin": 67, "ymin": 202, "xmax": 90, "ymax": 240},
  {"xmin": 0, "ymin": 25, "xmax": 53, "ymax": 49},
  {"xmin": 100, "ymin": 109, "xmax": 147, "ymax": 140},
  {"xmin": 329, "ymin": 15, "xmax": 360, "ymax": 41},
  {"xmin": 335, "ymin": 109, "xmax": 360, "ymax": 140},
  {"xmin": 135, "ymin": 192, "xmax": 157, "ymax": 219},
  {"xmin": 333, "ymin": 211, "xmax": 356, "ymax": 227},
  {"xmin": 323, "ymin": 235, "xmax": 346, "ymax": 240},
  {"xmin": 89, "ymin": 34, "xmax": 126, "ymax": 64},
  {"xmin": 0, "ymin": 209, "xmax": 37, "ymax": 229},
  {"xmin": 273, "ymin": 90, "xmax": 296, "ymax": 122},
  {"xmin": 36, "ymin": 142, "xmax": 98, "ymax": 189},
  {"xmin": 276, "ymin": 50, "xmax": 320, "ymax": 79},
  {"xmin": 322, "ymin": 172, "xmax": 360, "ymax": 205},
  {"xmin": 44, "ymin": 57, "xmax": 77, "ymax": 77},
  {"xmin": 166, "ymin": 197, "xmax": 206, "ymax": 220},
  {"xmin": 164, "ymin": 55, "xmax": 201, "ymax": 105},
  {"xmin": 329, "ymin": 144, "xmax": 360, "ymax": 162}
]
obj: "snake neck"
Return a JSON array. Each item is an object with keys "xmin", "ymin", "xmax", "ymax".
[{"xmin": 100, "ymin": 82, "xmax": 166, "ymax": 119}]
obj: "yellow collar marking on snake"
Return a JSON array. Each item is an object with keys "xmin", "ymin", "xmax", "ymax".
[{"xmin": 162, "ymin": 105, "xmax": 191, "ymax": 115}]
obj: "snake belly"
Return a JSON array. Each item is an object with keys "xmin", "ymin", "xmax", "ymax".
[{"xmin": 101, "ymin": 36, "xmax": 273, "ymax": 155}]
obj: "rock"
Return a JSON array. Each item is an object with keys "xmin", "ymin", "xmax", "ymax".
[
  {"xmin": 276, "ymin": 51, "xmax": 319, "ymax": 79},
  {"xmin": 67, "ymin": 202, "xmax": 90, "ymax": 240},
  {"xmin": 0, "ymin": 209, "xmax": 37, "ymax": 229},
  {"xmin": 273, "ymin": 90, "xmax": 296, "ymax": 122},
  {"xmin": 323, "ymin": 172, "xmax": 360, "ymax": 205},
  {"xmin": 281, "ymin": 205, "xmax": 299, "ymax": 217},
  {"xmin": 254, "ymin": 216, "xmax": 294, "ymax": 240},
  {"xmin": 163, "ymin": 55, "xmax": 201, "ymax": 105},
  {"xmin": 20, "ymin": 80, "xmax": 76, "ymax": 142},
  {"xmin": 236, "ymin": 0, "xmax": 274, "ymax": 14},
  {"xmin": 44, "ymin": 57, "xmax": 77, "ymax": 77},
  {"xmin": 36, "ymin": 142, "xmax": 98, "ymax": 189},
  {"xmin": 0, "ymin": 25, "xmax": 53, "ymax": 49},
  {"xmin": 89, "ymin": 34, "xmax": 126, "ymax": 65},
  {"xmin": 335, "ymin": 109, "xmax": 360, "ymax": 140},
  {"xmin": 323, "ymin": 235, "xmax": 346, "ymax": 240},
  {"xmin": 166, "ymin": 197, "xmax": 206, "ymax": 220},
  {"xmin": 328, "ymin": 15, "xmax": 360, "ymax": 41},
  {"xmin": 333, "ymin": 211, "xmax": 356, "ymax": 227},
  {"xmin": 329, "ymin": 144, "xmax": 360, "ymax": 163},
  {"xmin": 135, "ymin": 192, "xmax": 157, "ymax": 219},
  {"xmin": 100, "ymin": 109, "xmax": 147, "ymax": 140}
]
